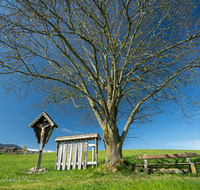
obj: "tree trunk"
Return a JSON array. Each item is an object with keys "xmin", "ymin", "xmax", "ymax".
[{"xmin": 103, "ymin": 123, "xmax": 123, "ymax": 165}]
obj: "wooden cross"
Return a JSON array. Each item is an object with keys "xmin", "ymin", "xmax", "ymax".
[{"xmin": 36, "ymin": 122, "xmax": 50, "ymax": 169}]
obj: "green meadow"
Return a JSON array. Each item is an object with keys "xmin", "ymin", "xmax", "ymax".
[{"xmin": 1, "ymin": 149, "xmax": 200, "ymax": 190}]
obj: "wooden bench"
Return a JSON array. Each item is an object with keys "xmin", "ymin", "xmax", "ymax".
[{"xmin": 136, "ymin": 152, "xmax": 200, "ymax": 174}]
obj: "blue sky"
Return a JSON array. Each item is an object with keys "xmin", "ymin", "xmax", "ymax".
[{"xmin": 0, "ymin": 87, "xmax": 200, "ymax": 152}]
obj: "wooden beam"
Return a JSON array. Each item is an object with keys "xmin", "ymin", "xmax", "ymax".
[
  {"xmin": 55, "ymin": 142, "xmax": 59, "ymax": 170},
  {"xmin": 136, "ymin": 163, "xmax": 194, "ymax": 167},
  {"xmin": 92, "ymin": 146, "xmax": 95, "ymax": 168},
  {"xmin": 95, "ymin": 138, "xmax": 98, "ymax": 167},
  {"xmin": 137, "ymin": 153, "xmax": 198, "ymax": 160},
  {"xmin": 55, "ymin": 133, "xmax": 101, "ymax": 142},
  {"xmin": 88, "ymin": 143, "xmax": 96, "ymax": 147},
  {"xmin": 137, "ymin": 162, "xmax": 200, "ymax": 167}
]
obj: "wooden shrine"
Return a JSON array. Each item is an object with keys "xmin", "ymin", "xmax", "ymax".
[
  {"xmin": 29, "ymin": 111, "xmax": 58, "ymax": 169},
  {"xmin": 55, "ymin": 133, "xmax": 101, "ymax": 170}
]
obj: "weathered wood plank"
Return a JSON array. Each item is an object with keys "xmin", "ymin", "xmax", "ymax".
[
  {"xmin": 87, "ymin": 161, "xmax": 96, "ymax": 165},
  {"xmin": 88, "ymin": 143, "xmax": 96, "ymax": 147},
  {"xmin": 144, "ymin": 154, "xmax": 148, "ymax": 174},
  {"xmin": 76, "ymin": 142, "xmax": 78, "ymax": 163},
  {"xmin": 70, "ymin": 161, "xmax": 96, "ymax": 165},
  {"xmin": 67, "ymin": 142, "xmax": 72, "ymax": 170},
  {"xmin": 78, "ymin": 141, "xmax": 82, "ymax": 170},
  {"xmin": 136, "ymin": 163, "xmax": 194, "ymax": 167},
  {"xmin": 92, "ymin": 146, "xmax": 95, "ymax": 168},
  {"xmin": 55, "ymin": 142, "xmax": 59, "ymax": 170},
  {"xmin": 190, "ymin": 163, "xmax": 197, "ymax": 174},
  {"xmin": 185, "ymin": 152, "xmax": 196, "ymax": 174},
  {"xmin": 95, "ymin": 138, "xmax": 98, "ymax": 167},
  {"xmin": 62, "ymin": 142, "xmax": 68, "ymax": 170},
  {"xmin": 83, "ymin": 140, "xmax": 88, "ymax": 169},
  {"xmin": 137, "ymin": 153, "xmax": 198, "ymax": 160},
  {"xmin": 78, "ymin": 141, "xmax": 83, "ymax": 170},
  {"xmin": 57, "ymin": 142, "xmax": 63, "ymax": 170},
  {"xmin": 55, "ymin": 133, "xmax": 101, "ymax": 142},
  {"xmin": 73, "ymin": 141, "xmax": 78, "ymax": 169}
]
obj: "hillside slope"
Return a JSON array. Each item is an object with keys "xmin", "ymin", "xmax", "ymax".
[{"xmin": 0, "ymin": 143, "xmax": 22, "ymax": 150}]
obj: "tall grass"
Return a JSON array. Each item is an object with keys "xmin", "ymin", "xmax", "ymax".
[{"xmin": 1, "ymin": 149, "xmax": 200, "ymax": 189}]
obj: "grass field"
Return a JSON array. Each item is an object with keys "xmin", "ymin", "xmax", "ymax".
[{"xmin": 1, "ymin": 149, "xmax": 200, "ymax": 189}]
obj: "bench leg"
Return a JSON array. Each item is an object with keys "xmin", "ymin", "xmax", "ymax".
[
  {"xmin": 144, "ymin": 154, "xmax": 148, "ymax": 174},
  {"xmin": 185, "ymin": 153, "xmax": 196, "ymax": 174},
  {"xmin": 189, "ymin": 163, "xmax": 197, "ymax": 174}
]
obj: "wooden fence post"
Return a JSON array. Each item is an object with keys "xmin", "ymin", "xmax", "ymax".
[{"xmin": 144, "ymin": 154, "xmax": 148, "ymax": 174}]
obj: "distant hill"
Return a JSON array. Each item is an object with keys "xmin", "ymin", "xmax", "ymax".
[{"xmin": 0, "ymin": 143, "xmax": 22, "ymax": 150}]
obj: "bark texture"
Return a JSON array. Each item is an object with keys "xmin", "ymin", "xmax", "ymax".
[{"xmin": 103, "ymin": 123, "xmax": 123, "ymax": 165}]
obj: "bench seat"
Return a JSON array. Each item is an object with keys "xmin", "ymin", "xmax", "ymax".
[{"xmin": 136, "ymin": 152, "xmax": 199, "ymax": 174}]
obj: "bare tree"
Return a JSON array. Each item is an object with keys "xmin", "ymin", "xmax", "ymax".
[{"xmin": 0, "ymin": 0, "xmax": 200, "ymax": 164}]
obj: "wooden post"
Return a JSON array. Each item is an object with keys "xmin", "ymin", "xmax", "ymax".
[
  {"xmin": 144, "ymin": 154, "xmax": 148, "ymax": 174},
  {"xmin": 36, "ymin": 128, "xmax": 45, "ymax": 169},
  {"xmin": 83, "ymin": 140, "xmax": 88, "ymax": 169},
  {"xmin": 95, "ymin": 138, "xmax": 98, "ymax": 167},
  {"xmin": 36, "ymin": 150, "xmax": 43, "ymax": 169},
  {"xmin": 78, "ymin": 141, "xmax": 82, "ymax": 170},
  {"xmin": 92, "ymin": 145, "xmax": 95, "ymax": 168},
  {"xmin": 55, "ymin": 142, "xmax": 59, "ymax": 170},
  {"xmin": 76, "ymin": 142, "xmax": 78, "ymax": 164},
  {"xmin": 185, "ymin": 152, "xmax": 196, "ymax": 174}
]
